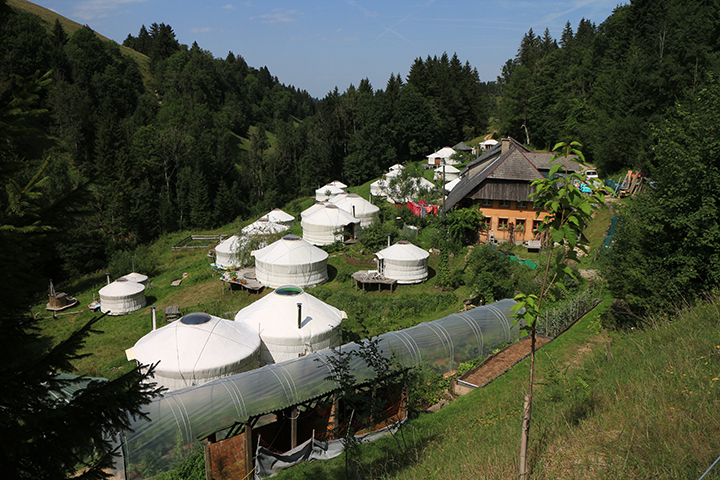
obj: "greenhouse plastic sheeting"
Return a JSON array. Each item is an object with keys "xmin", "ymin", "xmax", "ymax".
[{"xmin": 117, "ymin": 299, "xmax": 518, "ymax": 478}]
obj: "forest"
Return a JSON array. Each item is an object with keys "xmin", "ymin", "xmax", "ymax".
[{"xmin": 1, "ymin": 0, "xmax": 720, "ymax": 314}]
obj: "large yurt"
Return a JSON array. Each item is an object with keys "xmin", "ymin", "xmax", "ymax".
[
  {"xmin": 215, "ymin": 235, "xmax": 242, "ymax": 269},
  {"xmin": 315, "ymin": 184, "xmax": 345, "ymax": 202},
  {"xmin": 126, "ymin": 312, "xmax": 261, "ymax": 391},
  {"xmin": 265, "ymin": 208, "xmax": 295, "ymax": 227},
  {"xmin": 331, "ymin": 193, "xmax": 380, "ymax": 228},
  {"xmin": 301, "ymin": 204, "xmax": 360, "ymax": 246},
  {"xmin": 253, "ymin": 235, "xmax": 329, "ymax": 288},
  {"xmin": 300, "ymin": 201, "xmax": 326, "ymax": 219},
  {"xmin": 99, "ymin": 278, "xmax": 146, "ymax": 315},
  {"xmin": 375, "ymin": 241, "xmax": 430, "ymax": 284},
  {"xmin": 234, "ymin": 286, "xmax": 345, "ymax": 364}
]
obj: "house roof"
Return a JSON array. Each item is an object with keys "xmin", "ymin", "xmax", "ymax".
[
  {"xmin": 453, "ymin": 141, "xmax": 472, "ymax": 151},
  {"xmin": 444, "ymin": 141, "xmax": 544, "ymax": 212}
]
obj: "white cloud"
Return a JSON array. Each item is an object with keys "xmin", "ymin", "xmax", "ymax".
[
  {"xmin": 251, "ymin": 9, "xmax": 297, "ymax": 24},
  {"xmin": 221, "ymin": 4, "xmax": 234, "ymax": 10},
  {"xmin": 191, "ymin": 27, "xmax": 213, "ymax": 33},
  {"xmin": 71, "ymin": 0, "xmax": 149, "ymax": 21}
]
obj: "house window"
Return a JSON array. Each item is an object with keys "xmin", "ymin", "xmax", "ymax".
[
  {"xmin": 498, "ymin": 218, "xmax": 509, "ymax": 230},
  {"xmin": 483, "ymin": 217, "xmax": 492, "ymax": 230},
  {"xmin": 515, "ymin": 219, "xmax": 526, "ymax": 233},
  {"xmin": 482, "ymin": 199, "xmax": 492, "ymax": 207},
  {"xmin": 533, "ymin": 219, "xmax": 542, "ymax": 232},
  {"xmin": 518, "ymin": 201, "xmax": 527, "ymax": 209},
  {"xmin": 499, "ymin": 199, "xmax": 510, "ymax": 208}
]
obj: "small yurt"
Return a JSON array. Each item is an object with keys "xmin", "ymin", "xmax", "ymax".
[
  {"xmin": 434, "ymin": 164, "xmax": 460, "ymax": 182},
  {"xmin": 126, "ymin": 312, "xmax": 261, "ymax": 391},
  {"xmin": 315, "ymin": 184, "xmax": 345, "ymax": 202},
  {"xmin": 375, "ymin": 241, "xmax": 430, "ymax": 284},
  {"xmin": 300, "ymin": 201, "xmax": 326, "ymax": 219},
  {"xmin": 215, "ymin": 235, "xmax": 242, "ymax": 269},
  {"xmin": 241, "ymin": 217, "xmax": 289, "ymax": 237},
  {"xmin": 99, "ymin": 278, "xmax": 146, "ymax": 315},
  {"xmin": 389, "ymin": 163, "xmax": 405, "ymax": 172},
  {"xmin": 265, "ymin": 208, "xmax": 295, "ymax": 227},
  {"xmin": 327, "ymin": 180, "xmax": 348, "ymax": 190},
  {"xmin": 253, "ymin": 235, "xmax": 329, "ymax": 288},
  {"xmin": 331, "ymin": 193, "xmax": 380, "ymax": 228},
  {"xmin": 120, "ymin": 272, "xmax": 148, "ymax": 285},
  {"xmin": 370, "ymin": 179, "xmax": 388, "ymax": 197},
  {"xmin": 302, "ymin": 204, "xmax": 360, "ymax": 246},
  {"xmin": 234, "ymin": 286, "xmax": 345, "ymax": 364}
]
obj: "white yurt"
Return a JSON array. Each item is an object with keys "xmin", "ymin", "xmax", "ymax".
[
  {"xmin": 434, "ymin": 164, "xmax": 460, "ymax": 182},
  {"xmin": 444, "ymin": 177, "xmax": 461, "ymax": 193},
  {"xmin": 99, "ymin": 278, "xmax": 146, "ymax": 315},
  {"xmin": 241, "ymin": 217, "xmax": 289, "ymax": 237},
  {"xmin": 120, "ymin": 272, "xmax": 148, "ymax": 285},
  {"xmin": 215, "ymin": 235, "xmax": 242, "ymax": 269},
  {"xmin": 315, "ymin": 184, "xmax": 345, "ymax": 202},
  {"xmin": 253, "ymin": 235, "xmax": 329, "ymax": 288},
  {"xmin": 126, "ymin": 312, "xmax": 261, "ymax": 391},
  {"xmin": 370, "ymin": 179, "xmax": 388, "ymax": 197},
  {"xmin": 234, "ymin": 286, "xmax": 345, "ymax": 364},
  {"xmin": 384, "ymin": 168, "xmax": 402, "ymax": 182},
  {"xmin": 389, "ymin": 163, "xmax": 405, "ymax": 172},
  {"xmin": 300, "ymin": 201, "xmax": 327, "ymax": 219},
  {"xmin": 302, "ymin": 204, "xmax": 360, "ymax": 246},
  {"xmin": 265, "ymin": 208, "xmax": 295, "ymax": 227},
  {"xmin": 331, "ymin": 193, "xmax": 380, "ymax": 228},
  {"xmin": 386, "ymin": 176, "xmax": 436, "ymax": 204},
  {"xmin": 375, "ymin": 241, "xmax": 430, "ymax": 284},
  {"xmin": 327, "ymin": 180, "xmax": 348, "ymax": 190},
  {"xmin": 426, "ymin": 147, "xmax": 458, "ymax": 166}
]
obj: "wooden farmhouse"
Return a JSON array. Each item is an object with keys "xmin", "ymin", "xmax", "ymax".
[{"xmin": 444, "ymin": 138, "xmax": 581, "ymax": 244}]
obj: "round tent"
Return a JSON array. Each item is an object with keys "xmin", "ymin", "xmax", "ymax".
[
  {"xmin": 444, "ymin": 177, "xmax": 461, "ymax": 193},
  {"xmin": 434, "ymin": 165, "xmax": 460, "ymax": 182},
  {"xmin": 265, "ymin": 208, "xmax": 295, "ymax": 227},
  {"xmin": 215, "ymin": 235, "xmax": 242, "ymax": 269},
  {"xmin": 127, "ymin": 312, "xmax": 261, "ymax": 391},
  {"xmin": 315, "ymin": 184, "xmax": 345, "ymax": 202},
  {"xmin": 370, "ymin": 179, "xmax": 388, "ymax": 197},
  {"xmin": 300, "ymin": 201, "xmax": 326, "ymax": 219},
  {"xmin": 375, "ymin": 241, "xmax": 430, "ymax": 284},
  {"xmin": 99, "ymin": 278, "xmax": 146, "ymax": 315},
  {"xmin": 253, "ymin": 235, "xmax": 329, "ymax": 288},
  {"xmin": 331, "ymin": 193, "xmax": 380, "ymax": 228},
  {"xmin": 234, "ymin": 286, "xmax": 345, "ymax": 364},
  {"xmin": 120, "ymin": 272, "xmax": 148, "ymax": 285},
  {"xmin": 241, "ymin": 217, "xmax": 289, "ymax": 237},
  {"xmin": 327, "ymin": 180, "xmax": 348, "ymax": 190},
  {"xmin": 301, "ymin": 204, "xmax": 360, "ymax": 246}
]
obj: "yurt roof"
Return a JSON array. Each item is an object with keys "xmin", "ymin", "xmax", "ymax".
[
  {"xmin": 266, "ymin": 208, "xmax": 295, "ymax": 223},
  {"xmin": 415, "ymin": 176, "xmax": 436, "ymax": 189},
  {"xmin": 481, "ymin": 139, "xmax": 499, "ymax": 146},
  {"xmin": 434, "ymin": 165, "xmax": 460, "ymax": 174},
  {"xmin": 234, "ymin": 286, "xmax": 346, "ymax": 341},
  {"xmin": 389, "ymin": 163, "xmax": 405, "ymax": 171},
  {"xmin": 241, "ymin": 218, "xmax": 289, "ymax": 236},
  {"xmin": 327, "ymin": 180, "xmax": 348, "ymax": 189},
  {"xmin": 252, "ymin": 235, "xmax": 328, "ymax": 265},
  {"xmin": 99, "ymin": 278, "xmax": 145, "ymax": 297},
  {"xmin": 130, "ymin": 312, "xmax": 261, "ymax": 374},
  {"xmin": 327, "ymin": 192, "xmax": 349, "ymax": 204},
  {"xmin": 121, "ymin": 272, "xmax": 148, "ymax": 284},
  {"xmin": 315, "ymin": 184, "xmax": 345, "ymax": 196},
  {"xmin": 370, "ymin": 179, "xmax": 387, "ymax": 187},
  {"xmin": 301, "ymin": 202, "xmax": 327, "ymax": 218},
  {"xmin": 376, "ymin": 241, "xmax": 430, "ymax": 261},
  {"xmin": 444, "ymin": 177, "xmax": 461, "ymax": 192},
  {"xmin": 216, "ymin": 235, "xmax": 241, "ymax": 255},
  {"xmin": 303, "ymin": 204, "xmax": 359, "ymax": 227},
  {"xmin": 332, "ymin": 193, "xmax": 380, "ymax": 216}
]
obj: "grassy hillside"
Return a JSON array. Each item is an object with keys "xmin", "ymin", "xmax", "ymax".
[
  {"xmin": 277, "ymin": 294, "xmax": 720, "ymax": 479},
  {"xmin": 7, "ymin": 0, "xmax": 152, "ymax": 83}
]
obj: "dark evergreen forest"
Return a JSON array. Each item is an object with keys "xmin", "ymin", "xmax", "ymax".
[{"xmin": 2, "ymin": 0, "xmax": 720, "ymax": 309}]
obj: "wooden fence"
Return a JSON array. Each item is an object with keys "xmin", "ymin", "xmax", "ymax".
[{"xmin": 172, "ymin": 234, "xmax": 228, "ymax": 252}]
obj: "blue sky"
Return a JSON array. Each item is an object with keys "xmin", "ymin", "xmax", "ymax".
[{"xmin": 41, "ymin": 0, "xmax": 624, "ymax": 98}]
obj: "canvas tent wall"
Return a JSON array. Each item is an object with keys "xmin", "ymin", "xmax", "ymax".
[
  {"xmin": 116, "ymin": 299, "xmax": 519, "ymax": 479},
  {"xmin": 252, "ymin": 235, "xmax": 329, "ymax": 289},
  {"xmin": 215, "ymin": 235, "xmax": 242, "ymax": 269},
  {"xmin": 265, "ymin": 209, "xmax": 295, "ymax": 227},
  {"xmin": 330, "ymin": 193, "xmax": 380, "ymax": 228},
  {"xmin": 234, "ymin": 285, "xmax": 345, "ymax": 364},
  {"xmin": 376, "ymin": 241, "xmax": 430, "ymax": 284},
  {"xmin": 126, "ymin": 312, "xmax": 261, "ymax": 391},
  {"xmin": 99, "ymin": 278, "xmax": 146, "ymax": 315},
  {"xmin": 301, "ymin": 204, "xmax": 360, "ymax": 246}
]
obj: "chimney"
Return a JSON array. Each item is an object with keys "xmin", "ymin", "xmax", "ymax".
[
  {"xmin": 297, "ymin": 303, "xmax": 302, "ymax": 329},
  {"xmin": 106, "ymin": 273, "xmax": 111, "ymax": 285},
  {"xmin": 502, "ymin": 138, "xmax": 510, "ymax": 153},
  {"xmin": 151, "ymin": 306, "xmax": 157, "ymax": 331},
  {"xmin": 352, "ymin": 205, "xmax": 356, "ymax": 218}
]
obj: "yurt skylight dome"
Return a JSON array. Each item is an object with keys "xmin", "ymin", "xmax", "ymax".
[
  {"xmin": 234, "ymin": 286, "xmax": 345, "ymax": 364},
  {"xmin": 127, "ymin": 312, "xmax": 261, "ymax": 391},
  {"xmin": 252, "ymin": 235, "xmax": 329, "ymax": 289}
]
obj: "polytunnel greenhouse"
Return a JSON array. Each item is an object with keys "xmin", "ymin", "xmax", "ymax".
[{"xmin": 114, "ymin": 299, "xmax": 519, "ymax": 479}]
